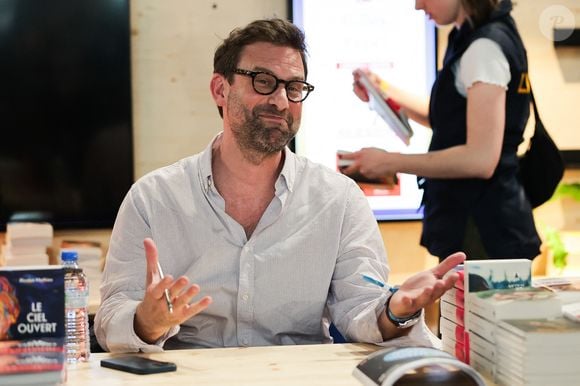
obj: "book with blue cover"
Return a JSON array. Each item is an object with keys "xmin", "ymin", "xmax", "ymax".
[
  {"xmin": 0, "ymin": 266, "xmax": 65, "ymax": 340},
  {"xmin": 464, "ymin": 259, "xmax": 531, "ymax": 294},
  {"xmin": 0, "ymin": 267, "xmax": 66, "ymax": 385},
  {"xmin": 463, "ymin": 259, "xmax": 532, "ymax": 332}
]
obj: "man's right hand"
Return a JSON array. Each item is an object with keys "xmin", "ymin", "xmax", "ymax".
[{"xmin": 133, "ymin": 238, "xmax": 212, "ymax": 344}]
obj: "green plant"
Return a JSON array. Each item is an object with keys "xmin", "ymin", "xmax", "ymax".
[
  {"xmin": 545, "ymin": 182, "xmax": 580, "ymax": 270},
  {"xmin": 545, "ymin": 227, "xmax": 568, "ymax": 270},
  {"xmin": 553, "ymin": 182, "xmax": 580, "ymax": 201}
]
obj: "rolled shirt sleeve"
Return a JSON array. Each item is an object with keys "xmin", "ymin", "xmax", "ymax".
[
  {"xmin": 94, "ymin": 189, "xmax": 179, "ymax": 352},
  {"xmin": 328, "ymin": 182, "xmax": 438, "ymax": 346}
]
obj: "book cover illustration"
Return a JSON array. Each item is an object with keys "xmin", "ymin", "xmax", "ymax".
[
  {"xmin": 464, "ymin": 259, "xmax": 531, "ymax": 294},
  {"xmin": 0, "ymin": 276, "xmax": 20, "ymax": 340},
  {"xmin": 0, "ymin": 267, "xmax": 65, "ymax": 340}
]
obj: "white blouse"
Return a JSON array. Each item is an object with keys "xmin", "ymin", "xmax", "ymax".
[{"xmin": 452, "ymin": 37, "xmax": 511, "ymax": 97}]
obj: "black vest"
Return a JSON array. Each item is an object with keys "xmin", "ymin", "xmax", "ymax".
[{"xmin": 420, "ymin": 2, "xmax": 541, "ymax": 259}]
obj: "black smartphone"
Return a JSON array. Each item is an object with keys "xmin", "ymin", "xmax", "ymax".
[{"xmin": 100, "ymin": 356, "xmax": 177, "ymax": 375}]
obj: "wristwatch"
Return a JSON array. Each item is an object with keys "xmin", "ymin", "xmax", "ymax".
[{"xmin": 385, "ymin": 287, "xmax": 422, "ymax": 329}]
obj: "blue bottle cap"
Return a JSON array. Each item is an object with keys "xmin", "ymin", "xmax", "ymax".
[{"xmin": 61, "ymin": 250, "xmax": 79, "ymax": 262}]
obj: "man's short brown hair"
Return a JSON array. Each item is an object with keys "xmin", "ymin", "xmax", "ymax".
[{"xmin": 213, "ymin": 19, "xmax": 308, "ymax": 117}]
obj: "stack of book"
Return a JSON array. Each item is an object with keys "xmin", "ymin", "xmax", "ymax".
[
  {"xmin": 440, "ymin": 266, "xmax": 468, "ymax": 363},
  {"xmin": 494, "ymin": 317, "xmax": 580, "ymax": 386},
  {"xmin": 0, "ymin": 266, "xmax": 66, "ymax": 385},
  {"xmin": 461, "ymin": 259, "xmax": 532, "ymax": 378},
  {"xmin": 440, "ymin": 259, "xmax": 532, "ymax": 365},
  {"xmin": 533, "ymin": 276, "xmax": 580, "ymax": 323},
  {"xmin": 0, "ymin": 337, "xmax": 66, "ymax": 386},
  {"xmin": 467, "ymin": 286, "xmax": 563, "ymax": 383},
  {"xmin": 1, "ymin": 223, "xmax": 53, "ymax": 266}
]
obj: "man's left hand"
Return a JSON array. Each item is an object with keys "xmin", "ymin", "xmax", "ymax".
[{"xmin": 388, "ymin": 252, "xmax": 466, "ymax": 318}]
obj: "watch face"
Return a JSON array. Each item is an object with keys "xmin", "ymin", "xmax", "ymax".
[{"xmin": 395, "ymin": 316, "xmax": 421, "ymax": 329}]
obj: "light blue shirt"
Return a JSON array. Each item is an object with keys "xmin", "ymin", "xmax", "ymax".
[{"xmin": 95, "ymin": 135, "xmax": 397, "ymax": 352}]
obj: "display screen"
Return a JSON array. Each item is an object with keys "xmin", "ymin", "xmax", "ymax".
[
  {"xmin": 0, "ymin": 0, "xmax": 133, "ymax": 230},
  {"xmin": 290, "ymin": 0, "xmax": 436, "ymax": 220}
]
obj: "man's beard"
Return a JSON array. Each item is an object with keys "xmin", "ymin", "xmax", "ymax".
[{"xmin": 230, "ymin": 103, "xmax": 299, "ymax": 158}]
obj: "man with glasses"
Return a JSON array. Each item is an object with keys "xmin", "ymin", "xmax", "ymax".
[{"xmin": 95, "ymin": 18, "xmax": 464, "ymax": 353}]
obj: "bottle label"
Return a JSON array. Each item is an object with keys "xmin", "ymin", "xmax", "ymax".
[{"xmin": 65, "ymin": 292, "xmax": 89, "ymax": 309}]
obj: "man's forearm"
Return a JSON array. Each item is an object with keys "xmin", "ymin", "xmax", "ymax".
[{"xmin": 377, "ymin": 309, "xmax": 412, "ymax": 340}]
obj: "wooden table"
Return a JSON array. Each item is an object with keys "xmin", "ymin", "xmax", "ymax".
[
  {"xmin": 65, "ymin": 343, "xmax": 496, "ymax": 385},
  {"xmin": 65, "ymin": 343, "xmax": 378, "ymax": 386}
]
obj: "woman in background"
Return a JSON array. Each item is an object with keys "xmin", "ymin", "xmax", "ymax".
[{"xmin": 341, "ymin": 0, "xmax": 540, "ymax": 261}]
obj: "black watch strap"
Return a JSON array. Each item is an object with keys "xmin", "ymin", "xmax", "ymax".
[{"xmin": 385, "ymin": 287, "xmax": 422, "ymax": 329}]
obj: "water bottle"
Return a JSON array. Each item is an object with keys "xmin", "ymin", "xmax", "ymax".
[{"xmin": 61, "ymin": 250, "xmax": 90, "ymax": 363}]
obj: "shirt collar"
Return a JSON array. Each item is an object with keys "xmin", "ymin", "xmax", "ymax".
[
  {"xmin": 199, "ymin": 133, "xmax": 220, "ymax": 192},
  {"xmin": 279, "ymin": 146, "xmax": 296, "ymax": 193},
  {"xmin": 198, "ymin": 132, "xmax": 297, "ymax": 193}
]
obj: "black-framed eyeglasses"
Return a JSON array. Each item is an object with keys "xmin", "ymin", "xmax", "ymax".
[{"xmin": 233, "ymin": 68, "xmax": 315, "ymax": 103}]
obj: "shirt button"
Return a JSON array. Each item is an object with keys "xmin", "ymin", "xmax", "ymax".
[{"xmin": 242, "ymin": 294, "xmax": 249, "ymax": 301}]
